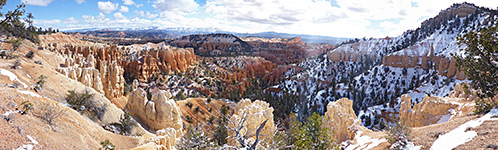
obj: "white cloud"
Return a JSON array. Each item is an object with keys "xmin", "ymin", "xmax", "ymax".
[
  {"xmin": 114, "ymin": 12, "xmax": 131, "ymax": 23},
  {"xmin": 119, "ymin": 6, "xmax": 129, "ymax": 12},
  {"xmin": 64, "ymin": 17, "xmax": 80, "ymax": 24},
  {"xmin": 75, "ymin": 0, "xmax": 85, "ymax": 4},
  {"xmin": 202, "ymin": 0, "xmax": 498, "ymax": 37},
  {"xmin": 135, "ymin": 10, "xmax": 158, "ymax": 18},
  {"xmin": 123, "ymin": 0, "xmax": 135, "ymax": 5},
  {"xmin": 152, "ymin": 0, "xmax": 199, "ymax": 14},
  {"xmin": 22, "ymin": 0, "xmax": 54, "ymax": 6},
  {"xmin": 97, "ymin": 1, "xmax": 119, "ymax": 14},
  {"xmin": 33, "ymin": 0, "xmax": 498, "ymax": 38}
]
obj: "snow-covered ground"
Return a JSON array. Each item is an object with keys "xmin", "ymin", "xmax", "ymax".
[{"xmin": 431, "ymin": 108, "xmax": 498, "ymax": 149}]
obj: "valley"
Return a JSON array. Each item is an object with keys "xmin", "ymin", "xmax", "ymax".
[{"xmin": 1, "ymin": 1, "xmax": 498, "ymax": 150}]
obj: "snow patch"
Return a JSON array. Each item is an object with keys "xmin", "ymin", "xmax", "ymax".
[
  {"xmin": 14, "ymin": 135, "xmax": 38, "ymax": 150},
  {"xmin": 431, "ymin": 108, "xmax": 498, "ymax": 149},
  {"xmin": 17, "ymin": 90, "xmax": 41, "ymax": 98},
  {"xmin": 0, "ymin": 68, "xmax": 28, "ymax": 88},
  {"xmin": 344, "ymin": 130, "xmax": 387, "ymax": 150},
  {"xmin": 2, "ymin": 110, "xmax": 20, "ymax": 117}
]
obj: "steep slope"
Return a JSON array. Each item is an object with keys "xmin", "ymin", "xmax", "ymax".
[{"xmin": 269, "ymin": 2, "xmax": 498, "ymax": 129}]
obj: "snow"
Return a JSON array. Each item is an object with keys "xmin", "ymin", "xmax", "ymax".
[
  {"xmin": 436, "ymin": 114, "xmax": 453, "ymax": 124},
  {"xmin": 14, "ymin": 135, "xmax": 38, "ymax": 150},
  {"xmin": 405, "ymin": 142, "xmax": 422, "ymax": 150},
  {"xmin": 344, "ymin": 130, "xmax": 387, "ymax": 150},
  {"xmin": 431, "ymin": 108, "xmax": 498, "ymax": 150},
  {"xmin": 17, "ymin": 90, "xmax": 41, "ymax": 98},
  {"xmin": 2, "ymin": 110, "xmax": 20, "ymax": 117},
  {"xmin": 0, "ymin": 68, "xmax": 28, "ymax": 88}
]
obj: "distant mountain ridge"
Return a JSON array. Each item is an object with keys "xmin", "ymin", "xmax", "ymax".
[{"xmin": 66, "ymin": 27, "xmax": 349, "ymax": 44}]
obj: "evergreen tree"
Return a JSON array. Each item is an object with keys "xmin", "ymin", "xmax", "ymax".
[
  {"xmin": 289, "ymin": 112, "xmax": 334, "ymax": 150},
  {"xmin": 0, "ymin": 0, "xmax": 39, "ymax": 43},
  {"xmin": 456, "ymin": 21, "xmax": 498, "ymax": 99}
]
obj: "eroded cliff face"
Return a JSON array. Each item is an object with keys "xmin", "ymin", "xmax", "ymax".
[
  {"xmin": 323, "ymin": 98, "xmax": 361, "ymax": 143},
  {"xmin": 126, "ymin": 80, "xmax": 183, "ymax": 133},
  {"xmin": 41, "ymin": 33, "xmax": 197, "ymax": 107},
  {"xmin": 53, "ymin": 44, "xmax": 126, "ymax": 107},
  {"xmin": 399, "ymin": 93, "xmax": 475, "ymax": 127},
  {"xmin": 124, "ymin": 46, "xmax": 196, "ymax": 81},
  {"xmin": 323, "ymin": 98, "xmax": 389, "ymax": 149},
  {"xmin": 382, "ymin": 40, "xmax": 466, "ymax": 79},
  {"xmin": 227, "ymin": 99, "xmax": 276, "ymax": 148}
]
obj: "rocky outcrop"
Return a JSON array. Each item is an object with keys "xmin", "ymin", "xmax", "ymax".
[
  {"xmin": 382, "ymin": 42, "xmax": 466, "ymax": 79},
  {"xmin": 56, "ymin": 48, "xmax": 125, "ymax": 103},
  {"xmin": 327, "ymin": 40, "xmax": 381, "ymax": 62},
  {"xmin": 126, "ymin": 80, "xmax": 182, "ymax": 132},
  {"xmin": 124, "ymin": 47, "xmax": 196, "ymax": 81},
  {"xmin": 323, "ymin": 98, "xmax": 361, "ymax": 143},
  {"xmin": 448, "ymin": 83, "xmax": 479, "ymax": 101},
  {"xmin": 245, "ymin": 37, "xmax": 306, "ymax": 64},
  {"xmin": 169, "ymin": 33, "xmax": 253, "ymax": 56},
  {"xmin": 399, "ymin": 94, "xmax": 474, "ymax": 127},
  {"xmin": 227, "ymin": 99, "xmax": 276, "ymax": 147},
  {"xmin": 100, "ymin": 60, "xmax": 125, "ymax": 100}
]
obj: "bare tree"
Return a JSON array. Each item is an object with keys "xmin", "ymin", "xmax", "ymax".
[
  {"xmin": 223, "ymin": 112, "xmax": 269, "ymax": 150},
  {"xmin": 34, "ymin": 102, "xmax": 66, "ymax": 130}
]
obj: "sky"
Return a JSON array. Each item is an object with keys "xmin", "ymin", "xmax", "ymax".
[{"xmin": 4, "ymin": 0, "xmax": 498, "ymax": 38}]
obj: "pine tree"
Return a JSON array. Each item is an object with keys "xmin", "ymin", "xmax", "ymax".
[{"xmin": 456, "ymin": 21, "xmax": 498, "ymax": 99}]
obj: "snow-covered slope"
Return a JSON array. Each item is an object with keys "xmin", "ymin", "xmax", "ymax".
[{"xmin": 267, "ymin": 3, "xmax": 498, "ymax": 129}]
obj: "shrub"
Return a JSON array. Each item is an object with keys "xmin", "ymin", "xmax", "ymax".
[
  {"xmin": 34, "ymin": 60, "xmax": 42, "ymax": 65},
  {"xmin": 32, "ymin": 75, "xmax": 48, "ymax": 92},
  {"xmin": 66, "ymin": 90, "xmax": 106, "ymax": 120},
  {"xmin": 11, "ymin": 38, "xmax": 23, "ymax": 51},
  {"xmin": 119, "ymin": 112, "xmax": 136, "ymax": 135},
  {"xmin": 25, "ymin": 50, "xmax": 34, "ymax": 59},
  {"xmin": 185, "ymin": 115, "xmax": 192, "ymax": 123},
  {"xmin": 208, "ymin": 116, "xmax": 215, "ymax": 124},
  {"xmin": 177, "ymin": 126, "xmax": 218, "ymax": 150},
  {"xmin": 186, "ymin": 101, "xmax": 193, "ymax": 108},
  {"xmin": 176, "ymin": 89, "xmax": 186, "ymax": 100},
  {"xmin": 289, "ymin": 112, "xmax": 334, "ymax": 150},
  {"xmin": 34, "ymin": 102, "xmax": 66, "ymax": 130},
  {"xmin": 386, "ymin": 120, "xmax": 411, "ymax": 150},
  {"xmin": 11, "ymin": 60, "xmax": 21, "ymax": 69},
  {"xmin": 212, "ymin": 124, "xmax": 228, "ymax": 146},
  {"xmin": 474, "ymin": 98, "xmax": 496, "ymax": 114},
  {"xmin": 100, "ymin": 139, "xmax": 115, "ymax": 150},
  {"xmin": 20, "ymin": 100, "xmax": 32, "ymax": 115}
]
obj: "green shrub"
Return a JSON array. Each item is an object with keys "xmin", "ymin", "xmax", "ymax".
[
  {"xmin": 25, "ymin": 50, "xmax": 34, "ymax": 59},
  {"xmin": 177, "ymin": 126, "xmax": 218, "ymax": 150},
  {"xmin": 386, "ymin": 120, "xmax": 411, "ymax": 150},
  {"xmin": 100, "ymin": 139, "xmax": 115, "ymax": 150},
  {"xmin": 289, "ymin": 112, "xmax": 334, "ymax": 150},
  {"xmin": 474, "ymin": 98, "xmax": 496, "ymax": 114},
  {"xmin": 20, "ymin": 100, "xmax": 32, "ymax": 115},
  {"xmin": 66, "ymin": 90, "xmax": 106, "ymax": 120},
  {"xmin": 119, "ymin": 112, "xmax": 136, "ymax": 135},
  {"xmin": 32, "ymin": 75, "xmax": 47, "ymax": 92},
  {"xmin": 176, "ymin": 89, "xmax": 186, "ymax": 100},
  {"xmin": 213, "ymin": 124, "xmax": 228, "ymax": 146}
]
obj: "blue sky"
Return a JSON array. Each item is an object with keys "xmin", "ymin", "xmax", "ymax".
[{"xmin": 4, "ymin": 0, "xmax": 498, "ymax": 38}]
